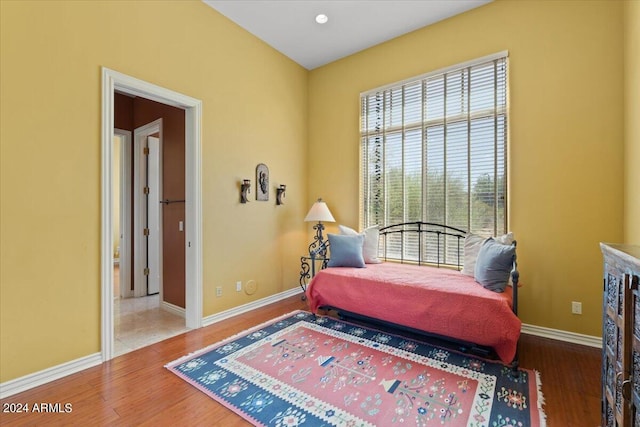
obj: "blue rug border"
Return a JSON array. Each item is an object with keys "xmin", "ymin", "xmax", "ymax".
[{"xmin": 166, "ymin": 310, "xmax": 545, "ymax": 426}]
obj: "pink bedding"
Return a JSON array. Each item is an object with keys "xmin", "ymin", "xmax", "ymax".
[{"xmin": 306, "ymin": 262, "xmax": 521, "ymax": 363}]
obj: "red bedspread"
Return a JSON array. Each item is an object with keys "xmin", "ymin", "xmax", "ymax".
[{"xmin": 306, "ymin": 262, "xmax": 521, "ymax": 363}]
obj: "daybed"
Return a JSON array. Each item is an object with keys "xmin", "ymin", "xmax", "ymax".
[{"xmin": 305, "ymin": 222, "xmax": 521, "ymax": 365}]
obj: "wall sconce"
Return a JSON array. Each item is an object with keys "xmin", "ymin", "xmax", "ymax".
[
  {"xmin": 276, "ymin": 184, "xmax": 286, "ymax": 205},
  {"xmin": 240, "ymin": 179, "xmax": 251, "ymax": 203}
]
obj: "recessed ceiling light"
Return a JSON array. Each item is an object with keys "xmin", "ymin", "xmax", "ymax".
[{"xmin": 315, "ymin": 14, "xmax": 328, "ymax": 24}]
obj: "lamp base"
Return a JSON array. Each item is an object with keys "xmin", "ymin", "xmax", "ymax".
[
  {"xmin": 308, "ymin": 221, "xmax": 329, "ymax": 257},
  {"xmin": 299, "ymin": 221, "xmax": 330, "ymax": 300}
]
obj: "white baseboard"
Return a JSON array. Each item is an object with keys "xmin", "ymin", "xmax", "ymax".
[
  {"xmin": 521, "ymin": 323, "xmax": 602, "ymax": 348},
  {"xmin": 6, "ymin": 290, "xmax": 597, "ymax": 401},
  {"xmin": 162, "ymin": 300, "xmax": 186, "ymax": 318},
  {"xmin": 0, "ymin": 353, "xmax": 102, "ymax": 400},
  {"xmin": 202, "ymin": 287, "xmax": 301, "ymax": 326},
  {"xmin": 0, "ymin": 288, "xmax": 302, "ymax": 400}
]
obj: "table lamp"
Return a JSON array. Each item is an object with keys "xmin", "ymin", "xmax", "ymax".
[{"xmin": 304, "ymin": 198, "xmax": 335, "ymax": 254}]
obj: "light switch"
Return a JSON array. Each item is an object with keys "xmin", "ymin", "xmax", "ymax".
[{"xmin": 179, "ymin": 221, "xmax": 184, "ymax": 232}]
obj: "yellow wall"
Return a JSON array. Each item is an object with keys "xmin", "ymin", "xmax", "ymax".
[
  {"xmin": 308, "ymin": 0, "xmax": 624, "ymax": 337},
  {"xmin": 0, "ymin": 0, "xmax": 308, "ymax": 382},
  {"xmin": 625, "ymin": 0, "xmax": 640, "ymax": 244},
  {"xmin": 0, "ymin": 0, "xmax": 633, "ymax": 386}
]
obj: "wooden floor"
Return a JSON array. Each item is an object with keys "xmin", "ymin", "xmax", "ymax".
[{"xmin": 0, "ymin": 295, "xmax": 601, "ymax": 426}]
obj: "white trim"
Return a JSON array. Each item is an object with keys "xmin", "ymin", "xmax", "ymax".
[
  {"xmin": 184, "ymin": 103, "xmax": 203, "ymax": 329},
  {"xmin": 0, "ymin": 353, "xmax": 102, "ymax": 399},
  {"xmin": 101, "ymin": 70, "xmax": 115, "ymax": 361},
  {"xmin": 361, "ymin": 50, "xmax": 509, "ymax": 96},
  {"xmin": 201, "ymin": 292, "xmax": 603, "ymax": 350},
  {"xmin": 521, "ymin": 323, "xmax": 602, "ymax": 348},
  {"xmin": 162, "ymin": 300, "xmax": 186, "ymax": 318},
  {"xmin": 0, "ymin": 296, "xmax": 598, "ymax": 399},
  {"xmin": 201, "ymin": 292, "xmax": 603, "ymax": 351},
  {"xmin": 0, "ymin": 287, "xmax": 299, "ymax": 398},
  {"xmin": 202, "ymin": 288, "xmax": 301, "ymax": 326},
  {"xmin": 114, "ymin": 129, "xmax": 132, "ymax": 299},
  {"xmin": 101, "ymin": 67, "xmax": 203, "ymax": 362}
]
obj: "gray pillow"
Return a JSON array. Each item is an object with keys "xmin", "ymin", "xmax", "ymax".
[
  {"xmin": 474, "ymin": 238, "xmax": 515, "ymax": 292},
  {"xmin": 338, "ymin": 224, "xmax": 382, "ymax": 264},
  {"xmin": 327, "ymin": 233, "xmax": 366, "ymax": 268}
]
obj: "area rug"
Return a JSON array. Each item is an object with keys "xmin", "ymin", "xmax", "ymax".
[{"xmin": 166, "ymin": 311, "xmax": 545, "ymax": 426}]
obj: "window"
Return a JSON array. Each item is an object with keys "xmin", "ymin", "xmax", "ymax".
[{"xmin": 360, "ymin": 52, "xmax": 508, "ymax": 263}]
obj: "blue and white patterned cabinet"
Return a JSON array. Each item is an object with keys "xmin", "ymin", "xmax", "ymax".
[{"xmin": 601, "ymin": 243, "xmax": 640, "ymax": 427}]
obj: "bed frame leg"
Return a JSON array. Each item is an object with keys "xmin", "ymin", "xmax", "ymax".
[
  {"xmin": 509, "ymin": 346, "xmax": 520, "ymax": 379},
  {"xmin": 510, "ymin": 360, "xmax": 520, "ymax": 378}
]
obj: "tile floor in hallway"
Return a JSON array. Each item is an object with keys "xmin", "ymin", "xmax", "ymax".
[{"xmin": 113, "ymin": 294, "xmax": 190, "ymax": 357}]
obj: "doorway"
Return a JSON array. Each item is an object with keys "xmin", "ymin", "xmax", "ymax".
[{"xmin": 101, "ymin": 68, "xmax": 203, "ymax": 361}]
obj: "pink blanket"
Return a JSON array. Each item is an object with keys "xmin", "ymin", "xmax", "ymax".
[{"xmin": 306, "ymin": 262, "xmax": 521, "ymax": 363}]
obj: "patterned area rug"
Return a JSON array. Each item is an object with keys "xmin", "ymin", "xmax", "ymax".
[{"xmin": 166, "ymin": 311, "xmax": 545, "ymax": 426}]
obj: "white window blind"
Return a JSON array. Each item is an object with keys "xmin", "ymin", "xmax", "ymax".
[{"xmin": 360, "ymin": 52, "xmax": 508, "ymax": 264}]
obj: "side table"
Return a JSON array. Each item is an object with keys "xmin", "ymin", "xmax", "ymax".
[{"xmin": 298, "ymin": 255, "xmax": 329, "ymax": 300}]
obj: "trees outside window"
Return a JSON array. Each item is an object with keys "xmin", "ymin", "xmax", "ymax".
[{"xmin": 360, "ymin": 53, "xmax": 508, "ymax": 263}]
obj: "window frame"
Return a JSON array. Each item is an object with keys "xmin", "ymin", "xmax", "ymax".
[{"xmin": 359, "ymin": 52, "xmax": 509, "ymax": 262}]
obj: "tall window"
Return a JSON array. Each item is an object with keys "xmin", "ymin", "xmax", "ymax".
[{"xmin": 360, "ymin": 52, "xmax": 508, "ymax": 263}]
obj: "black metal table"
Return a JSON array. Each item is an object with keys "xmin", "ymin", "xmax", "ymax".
[{"xmin": 298, "ymin": 255, "xmax": 329, "ymax": 300}]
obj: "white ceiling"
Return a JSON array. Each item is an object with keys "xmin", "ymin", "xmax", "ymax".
[{"xmin": 203, "ymin": 0, "xmax": 492, "ymax": 70}]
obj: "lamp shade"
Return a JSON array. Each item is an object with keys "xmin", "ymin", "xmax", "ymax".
[{"xmin": 304, "ymin": 198, "xmax": 335, "ymax": 222}]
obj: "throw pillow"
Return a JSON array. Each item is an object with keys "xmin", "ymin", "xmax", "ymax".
[
  {"xmin": 327, "ymin": 233, "xmax": 366, "ymax": 268},
  {"xmin": 474, "ymin": 238, "xmax": 516, "ymax": 293},
  {"xmin": 461, "ymin": 233, "xmax": 486, "ymax": 276},
  {"xmin": 338, "ymin": 225, "xmax": 382, "ymax": 264},
  {"xmin": 495, "ymin": 232, "xmax": 514, "ymax": 245},
  {"xmin": 462, "ymin": 232, "xmax": 515, "ymax": 278}
]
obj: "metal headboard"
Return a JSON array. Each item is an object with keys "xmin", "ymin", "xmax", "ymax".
[{"xmin": 378, "ymin": 222, "xmax": 467, "ymax": 270}]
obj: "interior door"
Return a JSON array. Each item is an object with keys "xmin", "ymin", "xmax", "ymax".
[
  {"xmin": 133, "ymin": 120, "xmax": 162, "ymax": 298},
  {"xmin": 146, "ymin": 136, "xmax": 161, "ymax": 295}
]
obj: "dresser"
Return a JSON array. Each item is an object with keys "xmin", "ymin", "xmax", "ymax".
[{"xmin": 601, "ymin": 243, "xmax": 640, "ymax": 427}]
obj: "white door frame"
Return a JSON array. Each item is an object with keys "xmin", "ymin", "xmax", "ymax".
[
  {"xmin": 114, "ymin": 128, "xmax": 132, "ymax": 299},
  {"xmin": 101, "ymin": 68, "xmax": 203, "ymax": 361},
  {"xmin": 133, "ymin": 121, "xmax": 163, "ymax": 298}
]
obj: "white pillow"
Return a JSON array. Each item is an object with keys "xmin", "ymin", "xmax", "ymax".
[
  {"xmin": 494, "ymin": 232, "xmax": 514, "ymax": 246},
  {"xmin": 462, "ymin": 232, "xmax": 514, "ymax": 277},
  {"xmin": 338, "ymin": 225, "xmax": 382, "ymax": 264},
  {"xmin": 461, "ymin": 233, "xmax": 486, "ymax": 276}
]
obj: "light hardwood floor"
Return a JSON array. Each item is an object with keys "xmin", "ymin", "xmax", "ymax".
[{"xmin": 0, "ymin": 294, "xmax": 601, "ymax": 426}]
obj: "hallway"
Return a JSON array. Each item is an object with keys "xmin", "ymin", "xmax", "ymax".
[
  {"xmin": 114, "ymin": 294, "xmax": 189, "ymax": 357},
  {"xmin": 113, "ymin": 265, "xmax": 189, "ymax": 356}
]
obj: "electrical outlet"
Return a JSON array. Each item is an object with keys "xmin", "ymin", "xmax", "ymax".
[
  {"xmin": 571, "ymin": 301, "xmax": 582, "ymax": 315},
  {"xmin": 236, "ymin": 281, "xmax": 242, "ymax": 292},
  {"xmin": 216, "ymin": 286, "xmax": 222, "ymax": 297}
]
